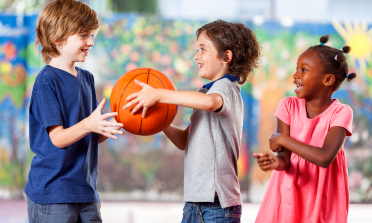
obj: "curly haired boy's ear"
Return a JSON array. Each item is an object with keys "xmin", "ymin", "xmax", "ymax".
[{"xmin": 223, "ymin": 50, "xmax": 233, "ymax": 64}]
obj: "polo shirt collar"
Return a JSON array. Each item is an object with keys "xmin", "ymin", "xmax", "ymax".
[{"xmin": 202, "ymin": 74, "xmax": 239, "ymax": 90}]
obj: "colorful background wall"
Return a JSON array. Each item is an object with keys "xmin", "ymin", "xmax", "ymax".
[{"xmin": 1, "ymin": 13, "xmax": 372, "ymax": 202}]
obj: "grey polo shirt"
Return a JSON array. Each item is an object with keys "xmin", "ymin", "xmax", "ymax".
[{"xmin": 184, "ymin": 78, "xmax": 243, "ymax": 208}]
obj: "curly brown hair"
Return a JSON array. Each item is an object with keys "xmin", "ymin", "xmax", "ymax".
[
  {"xmin": 196, "ymin": 20, "xmax": 261, "ymax": 84},
  {"xmin": 309, "ymin": 35, "xmax": 357, "ymax": 91},
  {"xmin": 35, "ymin": 0, "xmax": 100, "ymax": 64}
]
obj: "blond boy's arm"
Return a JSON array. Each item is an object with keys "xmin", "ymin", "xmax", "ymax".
[{"xmin": 48, "ymin": 99, "xmax": 123, "ymax": 148}]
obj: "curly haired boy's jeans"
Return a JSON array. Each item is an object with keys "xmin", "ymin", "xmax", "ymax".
[
  {"xmin": 27, "ymin": 196, "xmax": 102, "ymax": 223},
  {"xmin": 181, "ymin": 196, "xmax": 242, "ymax": 223}
]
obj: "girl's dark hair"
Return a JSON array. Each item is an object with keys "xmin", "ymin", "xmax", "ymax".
[
  {"xmin": 196, "ymin": 20, "xmax": 261, "ymax": 84},
  {"xmin": 309, "ymin": 35, "xmax": 356, "ymax": 90}
]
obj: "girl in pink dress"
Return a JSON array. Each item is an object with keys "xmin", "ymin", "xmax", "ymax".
[{"xmin": 253, "ymin": 35, "xmax": 356, "ymax": 223}]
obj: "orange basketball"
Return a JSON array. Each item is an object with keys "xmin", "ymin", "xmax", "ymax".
[{"xmin": 110, "ymin": 68, "xmax": 177, "ymax": 136}]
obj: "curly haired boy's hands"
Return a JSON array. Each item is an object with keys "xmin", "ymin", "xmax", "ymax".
[
  {"xmin": 252, "ymin": 151, "xmax": 279, "ymax": 171},
  {"xmin": 85, "ymin": 98, "xmax": 123, "ymax": 140},
  {"xmin": 122, "ymin": 79, "xmax": 159, "ymax": 118}
]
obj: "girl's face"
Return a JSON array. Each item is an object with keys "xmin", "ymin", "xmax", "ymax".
[
  {"xmin": 57, "ymin": 30, "xmax": 95, "ymax": 63},
  {"xmin": 194, "ymin": 31, "xmax": 228, "ymax": 81},
  {"xmin": 293, "ymin": 49, "xmax": 327, "ymax": 99}
]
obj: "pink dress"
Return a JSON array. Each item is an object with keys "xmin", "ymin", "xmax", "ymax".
[{"xmin": 256, "ymin": 97, "xmax": 353, "ymax": 223}]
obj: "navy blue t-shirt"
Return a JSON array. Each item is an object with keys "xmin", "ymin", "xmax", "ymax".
[{"xmin": 25, "ymin": 65, "xmax": 100, "ymax": 204}]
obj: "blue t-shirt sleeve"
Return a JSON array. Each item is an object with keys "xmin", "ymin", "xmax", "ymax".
[{"xmin": 31, "ymin": 83, "xmax": 63, "ymax": 131}]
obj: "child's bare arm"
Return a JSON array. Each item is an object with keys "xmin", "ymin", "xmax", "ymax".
[
  {"xmin": 122, "ymin": 79, "xmax": 223, "ymax": 117},
  {"xmin": 269, "ymin": 126, "xmax": 347, "ymax": 168},
  {"xmin": 49, "ymin": 98, "xmax": 123, "ymax": 148},
  {"xmin": 252, "ymin": 119, "xmax": 291, "ymax": 171},
  {"xmin": 98, "ymin": 118, "xmax": 123, "ymax": 144},
  {"xmin": 162, "ymin": 124, "xmax": 190, "ymax": 151},
  {"xmin": 252, "ymin": 151, "xmax": 279, "ymax": 171},
  {"xmin": 275, "ymin": 119, "xmax": 291, "ymax": 170}
]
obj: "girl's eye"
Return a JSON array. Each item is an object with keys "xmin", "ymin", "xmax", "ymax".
[
  {"xmin": 201, "ymin": 48, "xmax": 205, "ymax": 51},
  {"xmin": 302, "ymin": 68, "xmax": 307, "ymax": 71}
]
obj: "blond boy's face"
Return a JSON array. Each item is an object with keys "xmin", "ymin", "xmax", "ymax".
[
  {"xmin": 194, "ymin": 31, "xmax": 227, "ymax": 81},
  {"xmin": 56, "ymin": 30, "xmax": 96, "ymax": 63}
]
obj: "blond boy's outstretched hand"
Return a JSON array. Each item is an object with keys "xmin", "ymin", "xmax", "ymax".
[
  {"xmin": 85, "ymin": 98, "xmax": 123, "ymax": 140},
  {"xmin": 48, "ymin": 98, "xmax": 123, "ymax": 148},
  {"xmin": 252, "ymin": 151, "xmax": 279, "ymax": 171}
]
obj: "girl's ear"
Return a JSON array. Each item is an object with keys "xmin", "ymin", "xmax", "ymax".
[
  {"xmin": 323, "ymin": 73, "xmax": 336, "ymax": 86},
  {"xmin": 223, "ymin": 50, "xmax": 233, "ymax": 64}
]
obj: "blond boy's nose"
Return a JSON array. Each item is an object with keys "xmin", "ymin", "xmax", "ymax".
[{"xmin": 87, "ymin": 38, "xmax": 94, "ymax": 47}]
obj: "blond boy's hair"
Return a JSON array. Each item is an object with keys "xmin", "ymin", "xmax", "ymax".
[{"xmin": 35, "ymin": 0, "xmax": 100, "ymax": 64}]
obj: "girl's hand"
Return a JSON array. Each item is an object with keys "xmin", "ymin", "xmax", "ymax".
[
  {"xmin": 85, "ymin": 98, "xmax": 123, "ymax": 140},
  {"xmin": 269, "ymin": 133, "xmax": 286, "ymax": 152},
  {"xmin": 252, "ymin": 152, "xmax": 279, "ymax": 171},
  {"xmin": 122, "ymin": 79, "xmax": 159, "ymax": 118}
]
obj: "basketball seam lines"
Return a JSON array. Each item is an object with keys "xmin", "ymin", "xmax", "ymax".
[
  {"xmin": 117, "ymin": 71, "xmax": 148, "ymax": 133},
  {"xmin": 149, "ymin": 73, "xmax": 169, "ymax": 133},
  {"xmin": 139, "ymin": 68, "xmax": 151, "ymax": 135}
]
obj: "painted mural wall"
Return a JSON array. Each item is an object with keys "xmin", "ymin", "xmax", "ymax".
[{"xmin": 0, "ymin": 13, "xmax": 371, "ymax": 202}]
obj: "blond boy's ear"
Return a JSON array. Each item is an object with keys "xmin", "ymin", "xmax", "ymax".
[{"xmin": 53, "ymin": 41, "xmax": 61, "ymax": 49}]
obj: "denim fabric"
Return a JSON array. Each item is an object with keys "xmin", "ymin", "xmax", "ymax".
[
  {"xmin": 27, "ymin": 197, "xmax": 102, "ymax": 223},
  {"xmin": 181, "ymin": 196, "xmax": 242, "ymax": 223}
]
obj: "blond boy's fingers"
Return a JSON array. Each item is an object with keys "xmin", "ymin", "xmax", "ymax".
[
  {"xmin": 103, "ymin": 128, "xmax": 123, "ymax": 135},
  {"xmin": 109, "ymin": 130, "xmax": 123, "ymax": 136},
  {"xmin": 102, "ymin": 112, "xmax": 118, "ymax": 120},
  {"xmin": 102, "ymin": 132, "xmax": 118, "ymax": 140},
  {"xmin": 104, "ymin": 122, "xmax": 123, "ymax": 128},
  {"xmin": 96, "ymin": 98, "xmax": 106, "ymax": 111}
]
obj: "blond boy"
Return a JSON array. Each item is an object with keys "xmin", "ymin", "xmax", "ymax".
[{"xmin": 25, "ymin": 1, "xmax": 122, "ymax": 222}]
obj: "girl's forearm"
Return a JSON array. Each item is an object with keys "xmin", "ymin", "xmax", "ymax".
[
  {"xmin": 278, "ymin": 135, "xmax": 332, "ymax": 168},
  {"xmin": 275, "ymin": 149, "xmax": 291, "ymax": 171}
]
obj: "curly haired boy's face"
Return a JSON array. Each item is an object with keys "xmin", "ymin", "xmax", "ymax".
[
  {"xmin": 56, "ymin": 30, "xmax": 95, "ymax": 63},
  {"xmin": 194, "ymin": 31, "xmax": 228, "ymax": 81}
]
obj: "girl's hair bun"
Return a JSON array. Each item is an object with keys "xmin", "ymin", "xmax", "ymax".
[
  {"xmin": 320, "ymin": 35, "xmax": 330, "ymax": 44},
  {"xmin": 347, "ymin": 73, "xmax": 357, "ymax": 82},
  {"xmin": 335, "ymin": 53, "xmax": 346, "ymax": 64},
  {"xmin": 342, "ymin": 46, "xmax": 351, "ymax": 54}
]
